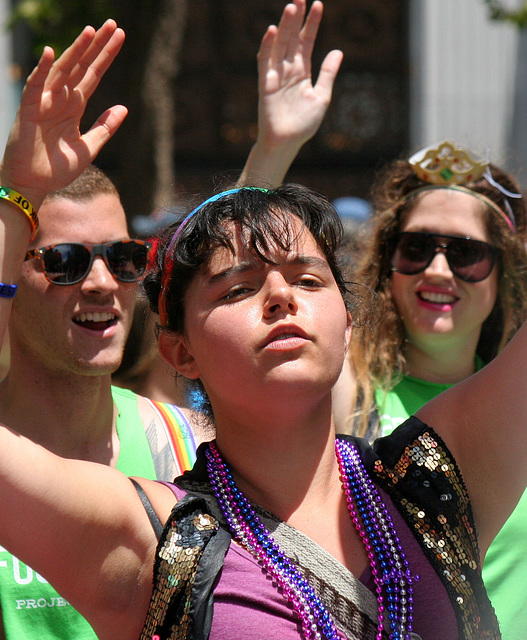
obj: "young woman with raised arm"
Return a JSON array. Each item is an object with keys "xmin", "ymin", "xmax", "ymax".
[{"xmin": 0, "ymin": 4, "xmax": 525, "ymax": 640}]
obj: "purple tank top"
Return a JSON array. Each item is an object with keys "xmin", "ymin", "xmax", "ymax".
[{"xmin": 164, "ymin": 484, "xmax": 458, "ymax": 639}]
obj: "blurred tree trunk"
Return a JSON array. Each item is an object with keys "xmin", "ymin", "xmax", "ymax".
[
  {"xmin": 142, "ymin": 0, "xmax": 188, "ymax": 208},
  {"xmin": 93, "ymin": 0, "xmax": 189, "ymax": 220},
  {"xmin": 10, "ymin": 0, "xmax": 189, "ymax": 221}
]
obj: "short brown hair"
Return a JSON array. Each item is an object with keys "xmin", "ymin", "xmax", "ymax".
[{"xmin": 44, "ymin": 164, "xmax": 120, "ymax": 203}]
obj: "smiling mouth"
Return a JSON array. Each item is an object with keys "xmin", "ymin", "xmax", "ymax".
[
  {"xmin": 73, "ymin": 311, "xmax": 117, "ymax": 331},
  {"xmin": 418, "ymin": 291, "xmax": 457, "ymax": 305}
]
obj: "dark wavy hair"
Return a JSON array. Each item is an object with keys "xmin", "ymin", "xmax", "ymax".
[
  {"xmin": 142, "ymin": 184, "xmax": 358, "ymax": 415},
  {"xmin": 350, "ymin": 156, "xmax": 527, "ymax": 437}
]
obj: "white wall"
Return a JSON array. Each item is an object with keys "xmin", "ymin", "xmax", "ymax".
[
  {"xmin": 0, "ymin": 0, "xmax": 17, "ymax": 152},
  {"xmin": 409, "ymin": 0, "xmax": 519, "ymax": 169},
  {"xmin": 0, "ymin": 0, "xmax": 13, "ymax": 150}
]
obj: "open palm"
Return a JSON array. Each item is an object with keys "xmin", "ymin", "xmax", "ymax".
[
  {"xmin": 257, "ymin": 0, "xmax": 342, "ymax": 148},
  {"xmin": 0, "ymin": 19, "xmax": 127, "ymax": 208}
]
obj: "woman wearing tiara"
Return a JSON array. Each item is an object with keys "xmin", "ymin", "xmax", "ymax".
[{"xmin": 239, "ymin": 1, "xmax": 527, "ymax": 637}]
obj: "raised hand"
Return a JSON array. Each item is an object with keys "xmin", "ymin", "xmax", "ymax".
[
  {"xmin": 0, "ymin": 19, "xmax": 127, "ymax": 209},
  {"xmin": 239, "ymin": 0, "xmax": 342, "ymax": 187},
  {"xmin": 258, "ymin": 0, "xmax": 342, "ymax": 148}
]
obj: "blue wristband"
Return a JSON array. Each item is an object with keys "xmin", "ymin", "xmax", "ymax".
[{"xmin": 0, "ymin": 283, "xmax": 17, "ymax": 298}]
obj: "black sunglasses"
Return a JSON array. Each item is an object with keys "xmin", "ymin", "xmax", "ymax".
[
  {"xmin": 25, "ymin": 240, "xmax": 152, "ymax": 286},
  {"xmin": 391, "ymin": 232, "xmax": 498, "ymax": 283}
]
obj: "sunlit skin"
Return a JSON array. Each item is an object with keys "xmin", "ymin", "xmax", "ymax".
[
  {"xmin": 157, "ymin": 215, "xmax": 366, "ymax": 576},
  {"xmin": 9, "ymin": 194, "xmax": 137, "ymax": 377},
  {"xmin": 168, "ymin": 218, "xmax": 352, "ymax": 429},
  {"xmin": 0, "ymin": 10, "xmax": 525, "ymax": 639},
  {"xmin": 391, "ymin": 189, "xmax": 498, "ymax": 381}
]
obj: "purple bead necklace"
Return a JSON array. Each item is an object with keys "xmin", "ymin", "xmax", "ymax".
[
  {"xmin": 206, "ymin": 439, "xmax": 417, "ymax": 640},
  {"xmin": 335, "ymin": 438, "xmax": 418, "ymax": 639}
]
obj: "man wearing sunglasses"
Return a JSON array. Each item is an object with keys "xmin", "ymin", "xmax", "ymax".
[{"xmin": 0, "ymin": 164, "xmax": 211, "ymax": 640}]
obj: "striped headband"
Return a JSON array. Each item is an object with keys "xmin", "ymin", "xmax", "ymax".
[{"xmin": 158, "ymin": 187, "xmax": 269, "ymax": 326}]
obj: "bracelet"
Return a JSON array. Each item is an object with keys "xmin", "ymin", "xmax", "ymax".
[
  {"xmin": 0, "ymin": 186, "xmax": 38, "ymax": 240},
  {"xmin": 0, "ymin": 283, "xmax": 17, "ymax": 298}
]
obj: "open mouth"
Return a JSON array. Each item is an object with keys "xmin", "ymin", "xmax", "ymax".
[
  {"xmin": 73, "ymin": 311, "xmax": 117, "ymax": 331},
  {"xmin": 270, "ymin": 333, "xmax": 299, "ymax": 342},
  {"xmin": 262, "ymin": 325, "xmax": 309, "ymax": 350},
  {"xmin": 417, "ymin": 291, "xmax": 457, "ymax": 305}
]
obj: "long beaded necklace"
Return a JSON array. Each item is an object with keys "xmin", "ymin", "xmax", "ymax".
[{"xmin": 206, "ymin": 438, "xmax": 418, "ymax": 640}]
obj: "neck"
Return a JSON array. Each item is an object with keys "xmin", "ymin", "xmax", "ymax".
[
  {"xmin": 0, "ymin": 355, "xmax": 118, "ymax": 465},
  {"xmin": 403, "ymin": 333, "xmax": 479, "ymax": 384},
  {"xmin": 212, "ymin": 392, "xmax": 342, "ymax": 522}
]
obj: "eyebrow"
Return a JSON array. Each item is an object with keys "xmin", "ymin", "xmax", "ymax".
[{"xmin": 205, "ymin": 255, "xmax": 331, "ymax": 287}]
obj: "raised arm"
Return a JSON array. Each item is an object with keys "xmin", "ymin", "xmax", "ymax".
[
  {"xmin": 417, "ymin": 319, "xmax": 527, "ymax": 558},
  {"xmin": 238, "ymin": 0, "xmax": 342, "ymax": 187},
  {"xmin": 0, "ymin": 20, "xmax": 127, "ymax": 344}
]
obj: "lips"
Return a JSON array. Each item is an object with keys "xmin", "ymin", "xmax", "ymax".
[
  {"xmin": 417, "ymin": 291, "xmax": 458, "ymax": 305},
  {"xmin": 261, "ymin": 325, "xmax": 309, "ymax": 349},
  {"xmin": 73, "ymin": 310, "xmax": 117, "ymax": 331}
]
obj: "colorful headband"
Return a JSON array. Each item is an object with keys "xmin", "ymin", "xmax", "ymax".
[
  {"xmin": 404, "ymin": 141, "xmax": 520, "ymax": 232},
  {"xmin": 158, "ymin": 187, "xmax": 269, "ymax": 326}
]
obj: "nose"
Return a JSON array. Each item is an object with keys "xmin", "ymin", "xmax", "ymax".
[
  {"xmin": 80, "ymin": 256, "xmax": 119, "ymax": 293},
  {"xmin": 263, "ymin": 271, "xmax": 298, "ymax": 318},
  {"xmin": 424, "ymin": 246, "xmax": 454, "ymax": 278}
]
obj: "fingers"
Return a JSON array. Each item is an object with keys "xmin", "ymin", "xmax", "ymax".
[
  {"xmin": 261, "ymin": 2, "xmax": 302, "ymax": 69},
  {"xmin": 75, "ymin": 24, "xmax": 125, "ymax": 99},
  {"xmin": 257, "ymin": 0, "xmax": 325, "ymax": 79},
  {"xmin": 278, "ymin": 0, "xmax": 305, "ymax": 63},
  {"xmin": 20, "ymin": 47, "xmax": 56, "ymax": 107},
  {"xmin": 257, "ymin": 26, "xmax": 278, "ymax": 86},
  {"xmin": 45, "ymin": 25, "xmax": 97, "ymax": 92},
  {"xmin": 47, "ymin": 20, "xmax": 124, "ymax": 98},
  {"xmin": 23, "ymin": 19, "xmax": 123, "ymax": 97},
  {"xmin": 314, "ymin": 49, "xmax": 343, "ymax": 97},
  {"xmin": 256, "ymin": 1, "xmax": 306, "ymax": 84},
  {"xmin": 298, "ymin": 0, "xmax": 324, "ymax": 61},
  {"xmin": 82, "ymin": 105, "xmax": 128, "ymax": 159}
]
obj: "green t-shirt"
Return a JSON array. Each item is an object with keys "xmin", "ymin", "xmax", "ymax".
[
  {"xmin": 0, "ymin": 387, "xmax": 157, "ymax": 640},
  {"xmin": 482, "ymin": 491, "xmax": 527, "ymax": 640},
  {"xmin": 375, "ymin": 374, "xmax": 453, "ymax": 437},
  {"xmin": 374, "ymin": 362, "xmax": 524, "ymax": 640}
]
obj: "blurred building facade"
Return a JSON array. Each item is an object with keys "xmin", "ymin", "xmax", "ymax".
[
  {"xmin": 0, "ymin": 0, "xmax": 14, "ymax": 152},
  {"xmin": 409, "ymin": 0, "xmax": 520, "ymax": 174},
  {"xmin": 0, "ymin": 0, "xmax": 523, "ymax": 204}
]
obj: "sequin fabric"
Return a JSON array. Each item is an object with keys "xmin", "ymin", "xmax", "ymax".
[
  {"xmin": 139, "ymin": 496, "xmax": 219, "ymax": 640},
  {"xmin": 140, "ymin": 421, "xmax": 500, "ymax": 640},
  {"xmin": 371, "ymin": 425, "xmax": 500, "ymax": 639}
]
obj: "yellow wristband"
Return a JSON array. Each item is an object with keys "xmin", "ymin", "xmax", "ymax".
[{"xmin": 0, "ymin": 186, "xmax": 38, "ymax": 240}]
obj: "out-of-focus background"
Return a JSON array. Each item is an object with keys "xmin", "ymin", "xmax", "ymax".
[{"xmin": 0, "ymin": 0, "xmax": 526, "ymax": 223}]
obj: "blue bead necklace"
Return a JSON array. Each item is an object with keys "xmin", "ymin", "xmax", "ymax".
[{"xmin": 206, "ymin": 439, "xmax": 417, "ymax": 640}]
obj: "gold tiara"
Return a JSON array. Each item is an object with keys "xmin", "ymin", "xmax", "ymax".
[{"xmin": 408, "ymin": 141, "xmax": 488, "ymax": 185}]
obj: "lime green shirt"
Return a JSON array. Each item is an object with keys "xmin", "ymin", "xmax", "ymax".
[
  {"xmin": 0, "ymin": 387, "xmax": 157, "ymax": 640},
  {"xmin": 482, "ymin": 491, "xmax": 527, "ymax": 640},
  {"xmin": 375, "ymin": 374, "xmax": 453, "ymax": 437}
]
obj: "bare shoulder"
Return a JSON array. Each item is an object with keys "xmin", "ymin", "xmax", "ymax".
[{"xmin": 130, "ymin": 477, "xmax": 178, "ymax": 526}]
